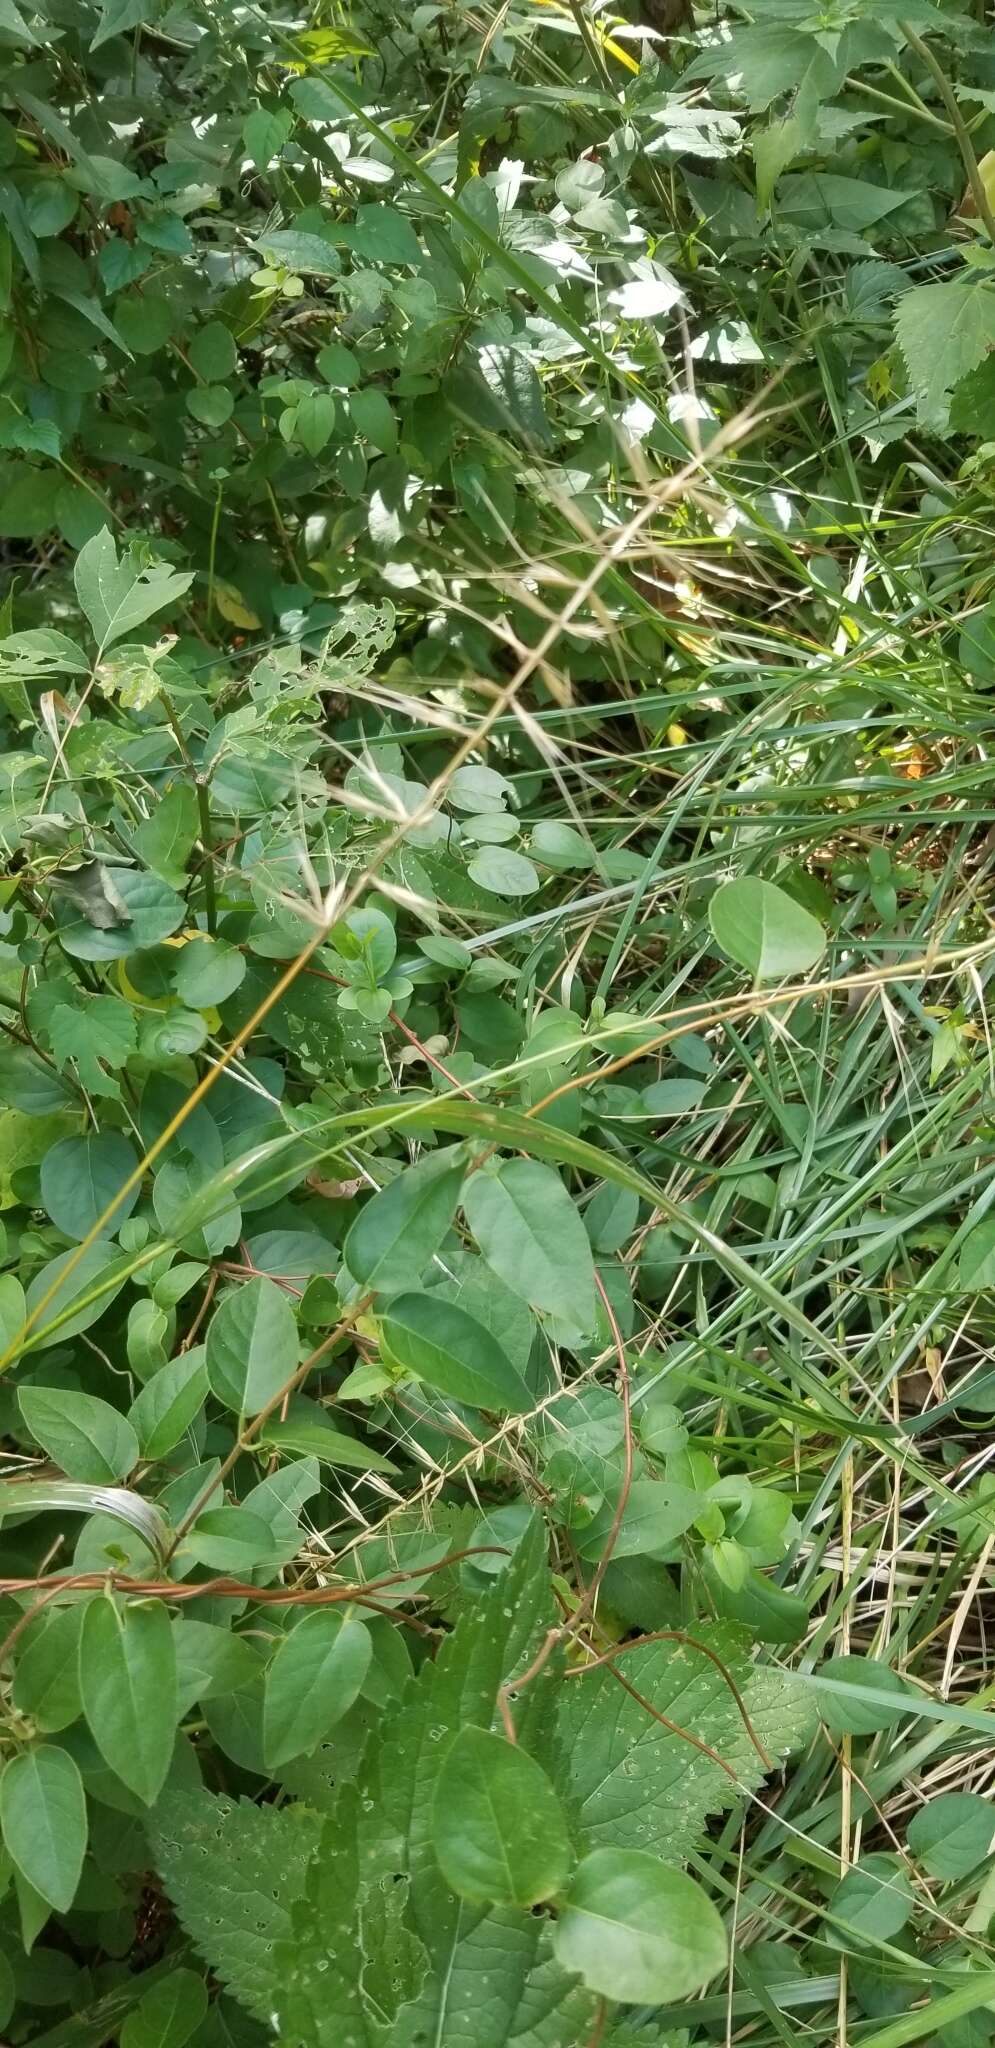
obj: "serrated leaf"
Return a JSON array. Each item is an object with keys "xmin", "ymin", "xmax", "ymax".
[
  {"xmin": 895, "ymin": 279, "xmax": 995, "ymax": 431},
  {"xmin": 277, "ymin": 1518, "xmax": 596, "ymax": 2047},
  {"xmin": 557, "ymin": 1625, "xmax": 815, "ymax": 1859},
  {"xmin": 243, "ymin": 106, "xmax": 293, "ymax": 170},
  {"xmin": 276, "ymin": 1787, "xmax": 428, "ymax": 2046},
  {"xmin": 152, "ymin": 1791, "xmax": 320, "ymax": 2021}
]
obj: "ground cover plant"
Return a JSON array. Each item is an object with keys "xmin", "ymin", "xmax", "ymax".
[{"xmin": 3, "ymin": 0, "xmax": 995, "ymax": 2043}]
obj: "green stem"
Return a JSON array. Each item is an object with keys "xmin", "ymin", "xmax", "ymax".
[
  {"xmin": 565, "ymin": 0, "xmax": 612, "ymax": 90},
  {"xmin": 207, "ymin": 480, "xmax": 222, "ymax": 627},
  {"xmin": 159, "ymin": 691, "xmax": 216, "ymax": 932},
  {"xmin": 900, "ymin": 21, "xmax": 995, "ymax": 245},
  {"xmin": 196, "ymin": 779, "xmax": 217, "ymax": 935}
]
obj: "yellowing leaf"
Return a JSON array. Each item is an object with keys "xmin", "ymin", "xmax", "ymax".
[{"xmin": 214, "ymin": 582, "xmax": 261, "ymax": 629}]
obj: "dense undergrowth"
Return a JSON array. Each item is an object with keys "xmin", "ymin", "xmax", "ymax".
[{"xmin": 2, "ymin": 0, "xmax": 995, "ymax": 2043}]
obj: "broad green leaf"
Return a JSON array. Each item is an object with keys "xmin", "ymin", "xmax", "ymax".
[
  {"xmin": 173, "ymin": 1619, "xmax": 263, "ymax": 1711},
  {"xmin": 259, "ymin": 1414, "xmax": 398, "ymax": 1473},
  {"xmin": 0, "ymin": 1271, "xmax": 26, "ymax": 1357},
  {"xmin": 447, "ymin": 765, "xmax": 512, "ymax": 813},
  {"xmin": 958, "ymin": 1217, "xmax": 995, "ymax": 1290},
  {"xmin": 754, "ymin": 116, "xmax": 803, "ymax": 211},
  {"xmin": 79, "ymin": 1596, "xmax": 178, "ymax": 1805},
  {"xmin": 907, "ymin": 1793, "xmax": 995, "ymax": 1880},
  {"xmin": 553, "ymin": 1848, "xmax": 726, "ymax": 2002},
  {"xmin": 187, "ymin": 386, "xmax": 234, "ymax": 428},
  {"xmin": 188, "ymin": 320, "xmax": 237, "ymax": 383},
  {"xmin": 24, "ymin": 1240, "xmax": 133, "ymax": 1349},
  {"xmin": 91, "ymin": 0, "xmax": 148, "ymax": 49},
  {"xmin": 254, "ymin": 229, "xmax": 340, "ymax": 275},
  {"xmin": 243, "ymin": 107, "xmax": 293, "ymax": 170},
  {"xmin": 74, "ymin": 528, "xmax": 193, "ymax": 651},
  {"xmin": 54, "ymin": 870, "xmax": 186, "ymax": 962},
  {"xmin": 317, "ymin": 339, "xmax": 360, "ymax": 386},
  {"xmin": 826, "ymin": 1854, "xmax": 913, "ymax": 1947},
  {"xmin": 12, "ymin": 1604, "xmax": 85, "ymax": 1732},
  {"xmin": 432, "ymin": 1727, "xmax": 572, "ymax": 1906},
  {"xmin": 119, "ymin": 1969, "xmax": 208, "ymax": 2048},
  {"xmin": 529, "ymin": 819, "xmax": 592, "ymax": 870},
  {"xmin": 134, "ymin": 782, "xmax": 199, "ymax": 887},
  {"xmin": 112, "ymin": 293, "xmax": 174, "ymax": 355},
  {"xmin": 774, "ymin": 173, "xmax": 911, "ymax": 233},
  {"xmin": 959, "ymin": 603, "xmax": 995, "ymax": 682},
  {"xmin": 263, "ymin": 1613, "xmax": 371, "ymax": 1768},
  {"xmin": 129, "ymin": 1347, "xmax": 209, "ymax": 1460},
  {"xmin": 469, "ymin": 343, "xmax": 551, "ymax": 446},
  {"xmin": 703, "ymin": 1561, "xmax": 811, "ymax": 1644},
  {"xmin": 349, "ymin": 386, "xmax": 397, "ymax": 455},
  {"xmin": 467, "ymin": 847, "xmax": 540, "ymax": 898},
  {"xmin": 576, "ymin": 1477, "xmax": 701, "ymax": 1561},
  {"xmin": 40, "ymin": 1131, "xmax": 140, "ymax": 1240},
  {"xmin": 206, "ymin": 1276, "xmax": 298, "ymax": 1415},
  {"xmin": 172, "ymin": 939, "xmax": 246, "ymax": 1008},
  {"xmin": 814, "ymin": 1656, "xmax": 917, "ymax": 1738},
  {"xmin": 709, "ymin": 876, "xmax": 826, "ymax": 980},
  {"xmin": 462, "ymin": 1158, "xmax": 596, "ymax": 1327},
  {"xmin": 895, "ymin": 279, "xmax": 995, "ymax": 431},
  {"xmin": 380, "ymin": 1292, "xmax": 532, "ymax": 1412},
  {"xmin": 0, "ymin": 1745, "xmax": 87, "ymax": 1911},
  {"xmin": 344, "ymin": 1152, "xmax": 465, "ymax": 1296},
  {"xmin": 182, "ymin": 1507, "xmax": 280, "ymax": 1572},
  {"xmin": 19, "ymin": 1384, "xmax": 138, "ymax": 1483}
]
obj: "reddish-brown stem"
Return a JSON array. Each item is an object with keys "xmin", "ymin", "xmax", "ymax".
[
  {"xmin": 0, "ymin": 1546, "xmax": 510, "ymax": 1611},
  {"xmin": 564, "ymin": 1629, "xmax": 772, "ymax": 1771}
]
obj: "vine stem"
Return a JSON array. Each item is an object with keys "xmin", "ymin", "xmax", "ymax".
[
  {"xmin": 900, "ymin": 21, "xmax": 995, "ymax": 245},
  {"xmin": 165, "ymin": 1296, "xmax": 372, "ymax": 1553},
  {"xmin": 496, "ymin": 1269, "xmax": 634, "ymax": 1742}
]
